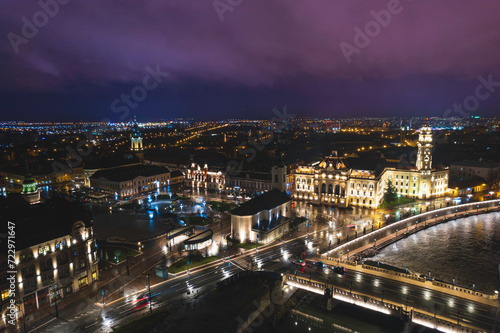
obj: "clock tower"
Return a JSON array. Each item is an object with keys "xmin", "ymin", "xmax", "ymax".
[{"xmin": 416, "ymin": 126, "xmax": 433, "ymax": 171}]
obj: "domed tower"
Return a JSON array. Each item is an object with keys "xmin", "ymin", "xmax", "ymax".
[
  {"xmin": 271, "ymin": 137, "xmax": 287, "ymax": 192},
  {"xmin": 130, "ymin": 116, "xmax": 144, "ymax": 161},
  {"xmin": 21, "ymin": 170, "xmax": 40, "ymax": 205}
]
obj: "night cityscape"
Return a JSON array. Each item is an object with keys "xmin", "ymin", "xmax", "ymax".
[{"xmin": 1, "ymin": 1, "xmax": 500, "ymax": 333}]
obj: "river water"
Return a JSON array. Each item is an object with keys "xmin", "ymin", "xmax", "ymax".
[{"xmin": 370, "ymin": 212, "xmax": 500, "ymax": 293}]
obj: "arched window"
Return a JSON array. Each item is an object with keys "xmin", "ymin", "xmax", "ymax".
[
  {"xmin": 321, "ymin": 183, "xmax": 326, "ymax": 193},
  {"xmin": 328, "ymin": 184, "xmax": 333, "ymax": 194},
  {"xmin": 334, "ymin": 184, "xmax": 340, "ymax": 196},
  {"xmin": 275, "ymin": 174, "xmax": 278, "ymax": 182}
]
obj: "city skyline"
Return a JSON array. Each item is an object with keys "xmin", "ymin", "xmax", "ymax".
[
  {"xmin": 1, "ymin": 2, "xmax": 500, "ymax": 332},
  {"xmin": 2, "ymin": 1, "xmax": 500, "ymax": 121}
]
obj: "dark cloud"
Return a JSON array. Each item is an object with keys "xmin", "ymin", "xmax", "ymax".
[{"xmin": 1, "ymin": 0, "xmax": 499, "ymax": 120}]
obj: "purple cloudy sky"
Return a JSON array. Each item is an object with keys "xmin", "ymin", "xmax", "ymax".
[{"xmin": 1, "ymin": 0, "xmax": 500, "ymax": 121}]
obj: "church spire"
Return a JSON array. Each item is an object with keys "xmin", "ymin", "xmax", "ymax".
[
  {"xmin": 130, "ymin": 115, "xmax": 144, "ymax": 161},
  {"xmin": 273, "ymin": 134, "xmax": 285, "ymax": 168}
]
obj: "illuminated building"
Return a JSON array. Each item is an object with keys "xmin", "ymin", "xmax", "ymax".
[
  {"xmin": 185, "ymin": 163, "xmax": 225, "ymax": 192},
  {"xmin": 230, "ymin": 189, "xmax": 291, "ymax": 244},
  {"xmin": 89, "ymin": 164, "xmax": 170, "ymax": 198},
  {"xmin": 293, "ymin": 126, "xmax": 449, "ymax": 209},
  {"xmin": 0, "ymin": 195, "xmax": 98, "ymax": 322},
  {"xmin": 225, "ymin": 141, "xmax": 289, "ymax": 197}
]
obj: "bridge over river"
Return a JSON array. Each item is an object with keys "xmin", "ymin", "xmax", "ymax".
[
  {"xmin": 281, "ymin": 200, "xmax": 500, "ymax": 332},
  {"xmin": 283, "ymin": 268, "xmax": 499, "ymax": 333}
]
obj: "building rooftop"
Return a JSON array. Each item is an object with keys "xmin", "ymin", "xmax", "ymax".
[
  {"xmin": 449, "ymin": 177, "xmax": 486, "ymax": 189},
  {"xmin": 184, "ymin": 229, "xmax": 213, "ymax": 245},
  {"xmin": 84, "ymin": 154, "xmax": 141, "ymax": 170},
  {"xmin": 0, "ymin": 194, "xmax": 91, "ymax": 249},
  {"xmin": 451, "ymin": 160, "xmax": 498, "ymax": 168},
  {"xmin": 170, "ymin": 170, "xmax": 184, "ymax": 178},
  {"xmin": 230, "ymin": 189, "xmax": 290, "ymax": 216},
  {"xmin": 90, "ymin": 164, "xmax": 169, "ymax": 182}
]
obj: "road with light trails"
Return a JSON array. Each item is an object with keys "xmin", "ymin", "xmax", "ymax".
[{"xmin": 30, "ymin": 208, "xmax": 500, "ymax": 332}]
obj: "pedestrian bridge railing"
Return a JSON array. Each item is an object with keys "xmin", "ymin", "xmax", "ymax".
[{"xmin": 283, "ymin": 273, "xmax": 485, "ymax": 333}]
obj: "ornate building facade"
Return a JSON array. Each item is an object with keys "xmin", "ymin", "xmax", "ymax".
[
  {"xmin": 293, "ymin": 126, "xmax": 449, "ymax": 209},
  {"xmin": 185, "ymin": 163, "xmax": 225, "ymax": 192}
]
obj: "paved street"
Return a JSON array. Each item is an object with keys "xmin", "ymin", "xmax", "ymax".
[{"xmin": 6, "ymin": 200, "xmax": 499, "ymax": 332}]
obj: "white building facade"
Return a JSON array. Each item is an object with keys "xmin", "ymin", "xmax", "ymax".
[
  {"xmin": 231, "ymin": 189, "xmax": 291, "ymax": 244},
  {"xmin": 293, "ymin": 126, "xmax": 449, "ymax": 209}
]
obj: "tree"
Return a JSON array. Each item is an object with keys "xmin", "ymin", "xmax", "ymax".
[
  {"xmin": 485, "ymin": 169, "xmax": 500, "ymax": 190},
  {"xmin": 384, "ymin": 179, "xmax": 397, "ymax": 203}
]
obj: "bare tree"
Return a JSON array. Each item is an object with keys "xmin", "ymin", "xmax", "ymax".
[{"xmin": 485, "ymin": 169, "xmax": 500, "ymax": 190}]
